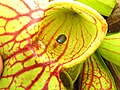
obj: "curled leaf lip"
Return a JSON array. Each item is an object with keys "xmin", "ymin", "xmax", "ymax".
[{"xmin": 45, "ymin": 1, "xmax": 108, "ymax": 68}]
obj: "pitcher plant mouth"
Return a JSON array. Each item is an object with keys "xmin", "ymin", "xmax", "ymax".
[{"xmin": 38, "ymin": 1, "xmax": 108, "ymax": 68}]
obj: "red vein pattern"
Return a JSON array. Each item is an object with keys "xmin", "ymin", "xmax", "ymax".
[{"xmin": 79, "ymin": 53, "xmax": 116, "ymax": 90}]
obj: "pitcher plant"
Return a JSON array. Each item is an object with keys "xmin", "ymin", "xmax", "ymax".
[{"xmin": 0, "ymin": 0, "xmax": 119, "ymax": 90}]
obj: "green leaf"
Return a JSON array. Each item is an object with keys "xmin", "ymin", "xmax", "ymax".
[
  {"xmin": 79, "ymin": 52, "xmax": 116, "ymax": 90},
  {"xmin": 110, "ymin": 64, "xmax": 120, "ymax": 89},
  {"xmin": 64, "ymin": 63, "xmax": 83, "ymax": 83},
  {"xmin": 105, "ymin": 61, "xmax": 120, "ymax": 89},
  {"xmin": 97, "ymin": 32, "xmax": 120, "ymax": 66},
  {"xmin": 76, "ymin": 0, "xmax": 116, "ymax": 16},
  {"xmin": 60, "ymin": 71, "xmax": 73, "ymax": 90},
  {"xmin": 60, "ymin": 63, "xmax": 83, "ymax": 89}
]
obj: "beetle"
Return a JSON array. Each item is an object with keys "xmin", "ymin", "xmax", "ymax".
[
  {"xmin": 56, "ymin": 34, "xmax": 67, "ymax": 44},
  {"xmin": 53, "ymin": 34, "xmax": 67, "ymax": 48}
]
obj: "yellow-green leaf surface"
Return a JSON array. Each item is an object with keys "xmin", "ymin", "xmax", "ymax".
[
  {"xmin": 60, "ymin": 63, "xmax": 83, "ymax": 89},
  {"xmin": 106, "ymin": 62, "xmax": 120, "ymax": 89},
  {"xmin": 64, "ymin": 63, "xmax": 83, "ymax": 83},
  {"xmin": 0, "ymin": 0, "xmax": 107, "ymax": 90},
  {"xmin": 98, "ymin": 32, "xmax": 120, "ymax": 66},
  {"xmin": 76, "ymin": 0, "xmax": 116, "ymax": 16},
  {"xmin": 79, "ymin": 52, "xmax": 116, "ymax": 90},
  {"xmin": 111, "ymin": 64, "xmax": 120, "ymax": 89}
]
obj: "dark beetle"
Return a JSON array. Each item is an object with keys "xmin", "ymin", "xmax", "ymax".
[{"xmin": 56, "ymin": 34, "xmax": 67, "ymax": 44}]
